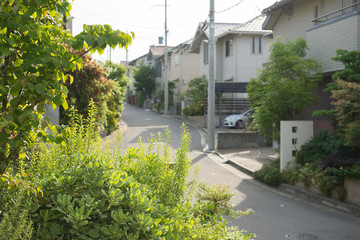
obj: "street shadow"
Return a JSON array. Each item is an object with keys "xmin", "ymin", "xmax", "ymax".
[{"xmin": 191, "ymin": 153, "xmax": 208, "ymax": 166}]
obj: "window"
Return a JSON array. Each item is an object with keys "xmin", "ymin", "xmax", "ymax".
[
  {"xmin": 342, "ymin": 0, "xmax": 346, "ymax": 14},
  {"xmin": 258, "ymin": 37, "xmax": 262, "ymax": 54},
  {"xmin": 354, "ymin": 0, "xmax": 360, "ymax": 10},
  {"xmin": 225, "ymin": 39, "xmax": 233, "ymax": 57},
  {"xmin": 251, "ymin": 37, "xmax": 262, "ymax": 54},
  {"xmin": 203, "ymin": 41, "xmax": 208, "ymax": 64},
  {"xmin": 251, "ymin": 37, "xmax": 256, "ymax": 54},
  {"xmin": 314, "ymin": 5, "xmax": 318, "ymax": 19},
  {"xmin": 175, "ymin": 54, "xmax": 180, "ymax": 66}
]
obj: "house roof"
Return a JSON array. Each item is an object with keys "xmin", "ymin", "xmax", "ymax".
[
  {"xmin": 190, "ymin": 15, "xmax": 272, "ymax": 53},
  {"xmin": 219, "ymin": 15, "xmax": 272, "ymax": 38},
  {"xmin": 262, "ymin": 0, "xmax": 293, "ymax": 14},
  {"xmin": 147, "ymin": 45, "xmax": 174, "ymax": 61},
  {"xmin": 154, "ymin": 39, "xmax": 194, "ymax": 61},
  {"xmin": 190, "ymin": 22, "xmax": 242, "ymax": 53},
  {"xmin": 262, "ymin": 0, "xmax": 294, "ymax": 30},
  {"xmin": 129, "ymin": 53, "xmax": 147, "ymax": 66}
]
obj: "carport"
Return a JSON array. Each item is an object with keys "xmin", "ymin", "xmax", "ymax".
[{"xmin": 209, "ymin": 82, "xmax": 250, "ymax": 127}]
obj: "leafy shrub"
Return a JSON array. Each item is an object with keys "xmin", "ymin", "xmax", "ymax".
[
  {"xmin": 281, "ymin": 165, "xmax": 301, "ymax": 185},
  {"xmin": 183, "ymin": 104, "xmax": 203, "ymax": 116},
  {"xmin": 1, "ymin": 104, "xmax": 253, "ymax": 239},
  {"xmin": 0, "ymin": 187, "xmax": 33, "ymax": 240},
  {"xmin": 296, "ymin": 130, "xmax": 358, "ymax": 168},
  {"xmin": 32, "ymin": 156, "xmax": 195, "ymax": 239},
  {"xmin": 344, "ymin": 161, "xmax": 360, "ymax": 179},
  {"xmin": 254, "ymin": 158, "xmax": 282, "ymax": 187},
  {"xmin": 297, "ymin": 163, "xmax": 321, "ymax": 188}
]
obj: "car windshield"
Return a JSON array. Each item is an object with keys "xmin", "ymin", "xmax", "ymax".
[{"xmin": 240, "ymin": 109, "xmax": 252, "ymax": 115}]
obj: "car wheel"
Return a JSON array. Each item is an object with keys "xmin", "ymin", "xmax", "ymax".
[{"xmin": 235, "ymin": 120, "xmax": 244, "ymax": 129}]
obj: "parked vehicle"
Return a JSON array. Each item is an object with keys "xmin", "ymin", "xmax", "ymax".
[{"xmin": 223, "ymin": 108, "xmax": 253, "ymax": 129}]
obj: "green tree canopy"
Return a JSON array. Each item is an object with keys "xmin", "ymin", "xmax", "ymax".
[
  {"xmin": 330, "ymin": 50, "xmax": 360, "ymax": 147},
  {"xmin": 155, "ymin": 81, "xmax": 176, "ymax": 112},
  {"xmin": 103, "ymin": 61, "xmax": 129, "ymax": 134},
  {"xmin": 182, "ymin": 76, "xmax": 208, "ymax": 116},
  {"xmin": 247, "ymin": 37, "xmax": 322, "ymax": 142},
  {"xmin": 0, "ymin": 0, "xmax": 133, "ymax": 174},
  {"xmin": 133, "ymin": 62, "xmax": 155, "ymax": 102}
]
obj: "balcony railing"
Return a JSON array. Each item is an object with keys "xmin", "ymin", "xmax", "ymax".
[{"xmin": 312, "ymin": 2, "xmax": 360, "ymax": 24}]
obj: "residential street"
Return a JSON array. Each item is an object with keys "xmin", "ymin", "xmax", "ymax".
[{"xmin": 121, "ymin": 105, "xmax": 360, "ymax": 240}]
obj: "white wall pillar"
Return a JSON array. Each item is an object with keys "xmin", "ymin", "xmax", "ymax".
[{"xmin": 280, "ymin": 121, "xmax": 313, "ymax": 172}]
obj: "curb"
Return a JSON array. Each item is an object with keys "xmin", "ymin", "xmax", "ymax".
[
  {"xmin": 212, "ymin": 142, "xmax": 360, "ymax": 218},
  {"xmin": 215, "ymin": 151, "xmax": 255, "ymax": 177},
  {"xmin": 279, "ymin": 183, "xmax": 360, "ymax": 217}
]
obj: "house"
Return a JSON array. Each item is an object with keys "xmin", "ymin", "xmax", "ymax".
[
  {"xmin": 147, "ymin": 46, "xmax": 174, "ymax": 98},
  {"xmin": 263, "ymin": 0, "xmax": 360, "ymax": 120},
  {"xmin": 263, "ymin": 0, "xmax": 360, "ymax": 170},
  {"xmin": 128, "ymin": 54, "xmax": 148, "ymax": 105},
  {"xmin": 189, "ymin": 15, "xmax": 273, "ymax": 124},
  {"xmin": 157, "ymin": 39, "xmax": 200, "ymax": 115}
]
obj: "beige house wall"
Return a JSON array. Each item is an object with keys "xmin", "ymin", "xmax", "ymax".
[
  {"xmin": 307, "ymin": 12, "xmax": 360, "ymax": 72},
  {"xmin": 168, "ymin": 49, "xmax": 200, "ymax": 103},
  {"xmin": 270, "ymin": 0, "xmax": 359, "ymax": 73}
]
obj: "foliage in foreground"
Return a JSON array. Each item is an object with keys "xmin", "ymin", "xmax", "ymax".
[
  {"xmin": 0, "ymin": 105, "xmax": 254, "ymax": 240},
  {"xmin": 0, "ymin": 0, "xmax": 133, "ymax": 175}
]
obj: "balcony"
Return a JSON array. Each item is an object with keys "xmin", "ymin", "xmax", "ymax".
[{"xmin": 306, "ymin": 3, "xmax": 360, "ymax": 73}]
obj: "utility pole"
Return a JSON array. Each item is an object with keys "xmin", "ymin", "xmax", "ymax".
[
  {"xmin": 164, "ymin": 0, "xmax": 169, "ymax": 116},
  {"xmin": 125, "ymin": 41, "xmax": 129, "ymax": 104},
  {"xmin": 206, "ymin": 0, "xmax": 215, "ymax": 151}
]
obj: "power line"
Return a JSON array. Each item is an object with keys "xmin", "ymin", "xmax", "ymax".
[
  {"xmin": 216, "ymin": 0, "xmax": 246, "ymax": 13},
  {"xmin": 72, "ymin": 3, "xmax": 162, "ymax": 30}
]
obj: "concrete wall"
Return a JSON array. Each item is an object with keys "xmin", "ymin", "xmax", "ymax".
[
  {"xmin": 44, "ymin": 105, "xmax": 59, "ymax": 126},
  {"xmin": 280, "ymin": 121, "xmax": 314, "ymax": 172},
  {"xmin": 217, "ymin": 131, "xmax": 268, "ymax": 149}
]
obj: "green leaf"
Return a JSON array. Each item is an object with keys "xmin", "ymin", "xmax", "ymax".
[
  {"xmin": 62, "ymin": 99, "xmax": 68, "ymax": 110},
  {"xmin": 0, "ymin": 47, "xmax": 10, "ymax": 56},
  {"xmin": 50, "ymin": 223, "xmax": 63, "ymax": 237},
  {"xmin": 35, "ymin": 82, "xmax": 47, "ymax": 94},
  {"xmin": 100, "ymin": 227, "xmax": 111, "ymax": 236},
  {"xmin": 97, "ymin": 36, "xmax": 106, "ymax": 48}
]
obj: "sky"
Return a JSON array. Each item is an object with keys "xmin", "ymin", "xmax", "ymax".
[{"xmin": 70, "ymin": 0, "xmax": 278, "ymax": 63}]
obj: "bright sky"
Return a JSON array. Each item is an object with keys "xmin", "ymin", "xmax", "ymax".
[{"xmin": 70, "ymin": 0, "xmax": 278, "ymax": 63}]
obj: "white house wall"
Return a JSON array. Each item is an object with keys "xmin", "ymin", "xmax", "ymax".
[
  {"xmin": 218, "ymin": 35, "xmax": 272, "ymax": 83},
  {"xmin": 271, "ymin": 0, "xmax": 315, "ymax": 39}
]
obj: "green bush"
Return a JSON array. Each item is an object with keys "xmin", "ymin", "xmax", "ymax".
[
  {"xmin": 344, "ymin": 161, "xmax": 360, "ymax": 179},
  {"xmin": 1, "ymin": 104, "xmax": 253, "ymax": 240},
  {"xmin": 254, "ymin": 159, "xmax": 282, "ymax": 187},
  {"xmin": 32, "ymin": 156, "xmax": 195, "ymax": 239},
  {"xmin": 295, "ymin": 130, "xmax": 358, "ymax": 168},
  {"xmin": 281, "ymin": 165, "xmax": 301, "ymax": 185},
  {"xmin": 0, "ymin": 187, "xmax": 33, "ymax": 240}
]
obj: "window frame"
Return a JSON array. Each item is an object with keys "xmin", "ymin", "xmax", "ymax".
[{"xmin": 225, "ymin": 39, "xmax": 233, "ymax": 57}]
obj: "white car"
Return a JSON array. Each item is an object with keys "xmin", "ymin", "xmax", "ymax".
[{"xmin": 223, "ymin": 109, "xmax": 253, "ymax": 129}]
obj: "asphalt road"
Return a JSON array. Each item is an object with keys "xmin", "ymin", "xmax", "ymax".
[{"xmin": 121, "ymin": 104, "xmax": 360, "ymax": 240}]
